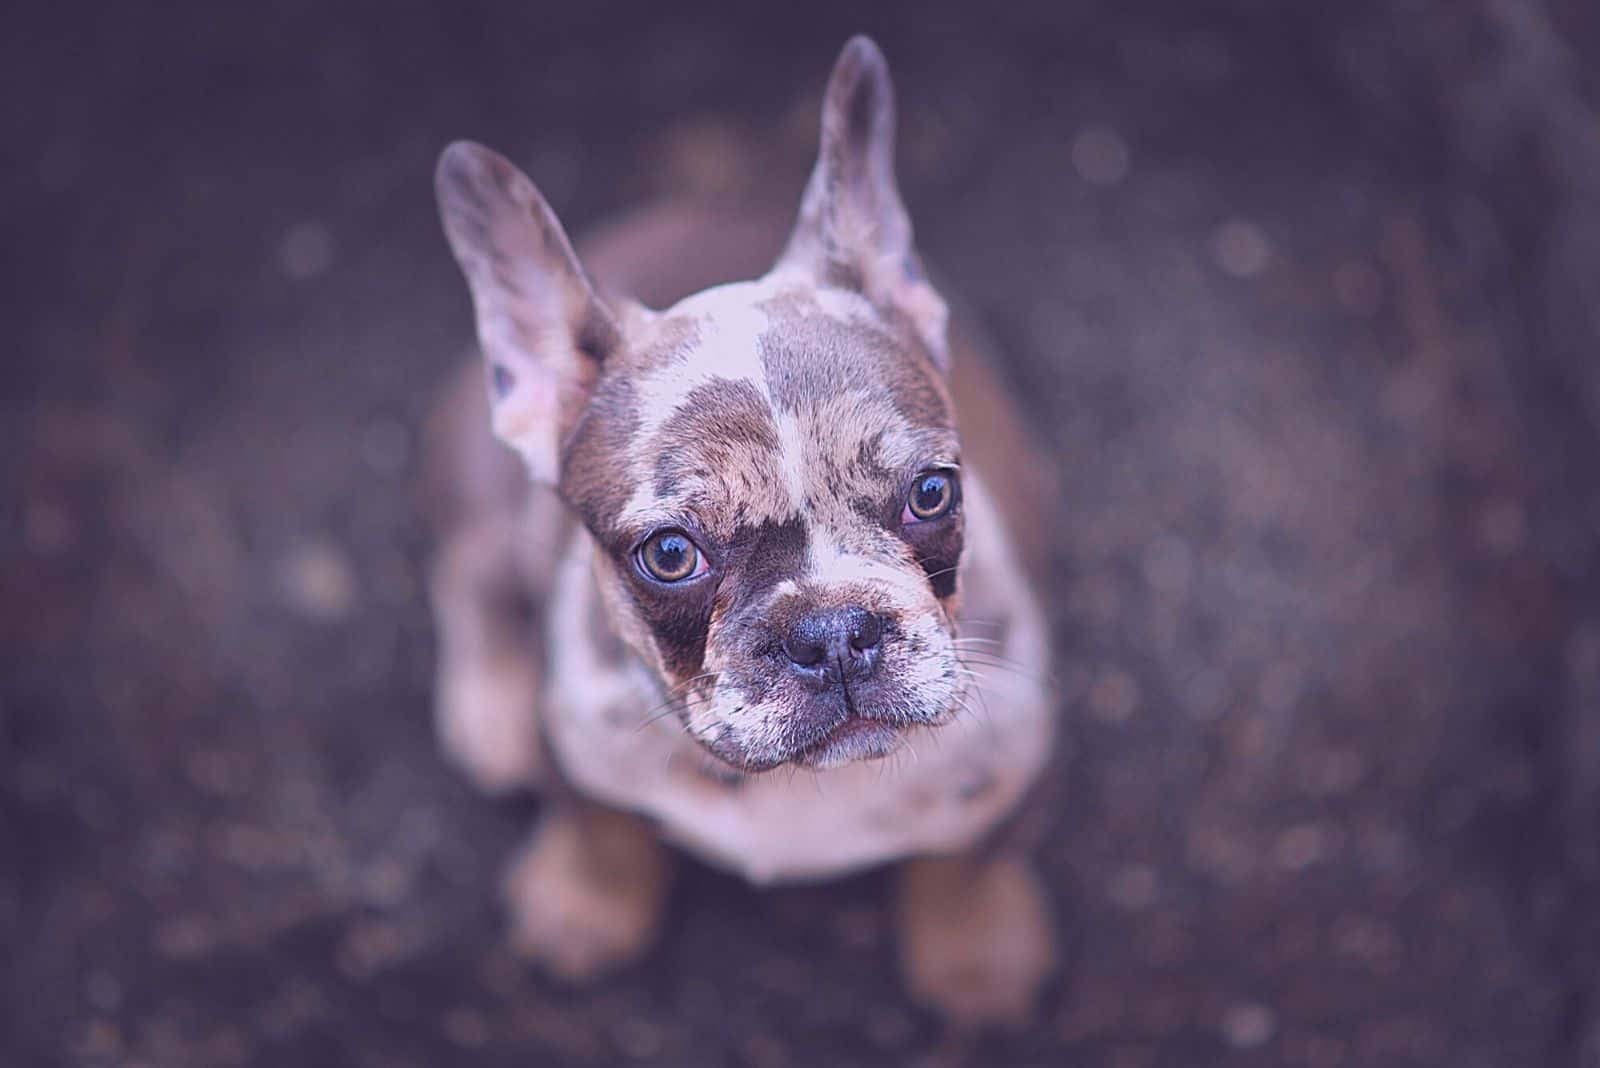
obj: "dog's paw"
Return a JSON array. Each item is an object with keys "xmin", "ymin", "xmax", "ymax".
[
  {"xmin": 895, "ymin": 854, "xmax": 1057, "ymax": 1028},
  {"xmin": 502, "ymin": 809, "xmax": 669, "ymax": 982},
  {"xmin": 435, "ymin": 655, "xmax": 542, "ymax": 794}
]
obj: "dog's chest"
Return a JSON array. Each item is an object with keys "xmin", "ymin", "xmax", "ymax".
[{"xmin": 550, "ymin": 680, "xmax": 1049, "ymax": 884}]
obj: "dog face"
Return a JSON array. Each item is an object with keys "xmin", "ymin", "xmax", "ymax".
[
  {"xmin": 560, "ymin": 278, "xmax": 966, "ymax": 772},
  {"xmin": 437, "ymin": 38, "xmax": 966, "ymax": 771}
]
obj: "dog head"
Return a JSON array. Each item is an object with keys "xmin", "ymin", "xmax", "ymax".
[{"xmin": 436, "ymin": 37, "xmax": 968, "ymax": 772}]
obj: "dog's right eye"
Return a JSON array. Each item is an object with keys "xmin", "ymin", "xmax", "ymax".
[
  {"xmin": 903, "ymin": 469, "xmax": 959, "ymax": 523},
  {"xmin": 637, "ymin": 530, "xmax": 707, "ymax": 583}
]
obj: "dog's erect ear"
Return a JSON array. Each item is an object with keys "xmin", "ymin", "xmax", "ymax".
[
  {"xmin": 778, "ymin": 36, "xmax": 949, "ymax": 369},
  {"xmin": 436, "ymin": 141, "xmax": 620, "ymax": 482}
]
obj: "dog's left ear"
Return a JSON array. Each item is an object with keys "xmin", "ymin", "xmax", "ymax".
[
  {"xmin": 778, "ymin": 36, "xmax": 949, "ymax": 370},
  {"xmin": 435, "ymin": 141, "xmax": 620, "ymax": 484}
]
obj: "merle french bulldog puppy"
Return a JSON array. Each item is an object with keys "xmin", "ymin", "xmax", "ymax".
[{"xmin": 426, "ymin": 36, "xmax": 1059, "ymax": 1025}]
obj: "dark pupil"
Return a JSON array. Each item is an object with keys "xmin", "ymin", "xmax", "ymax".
[
  {"xmin": 915, "ymin": 475, "xmax": 949, "ymax": 515},
  {"xmin": 652, "ymin": 535, "xmax": 689, "ymax": 575}
]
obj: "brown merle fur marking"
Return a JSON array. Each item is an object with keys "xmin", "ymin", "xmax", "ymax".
[
  {"xmin": 651, "ymin": 379, "xmax": 784, "ymax": 511},
  {"xmin": 757, "ymin": 290, "xmax": 951, "ymax": 424}
]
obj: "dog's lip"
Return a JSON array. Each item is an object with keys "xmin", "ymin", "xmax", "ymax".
[{"xmin": 793, "ymin": 715, "xmax": 902, "ymax": 769}]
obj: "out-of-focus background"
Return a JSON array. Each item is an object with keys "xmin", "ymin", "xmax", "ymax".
[{"xmin": 5, "ymin": 2, "xmax": 1600, "ymax": 1065}]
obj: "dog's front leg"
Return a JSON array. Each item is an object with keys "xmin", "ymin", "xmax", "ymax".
[
  {"xmin": 429, "ymin": 519, "xmax": 546, "ymax": 795},
  {"xmin": 502, "ymin": 801, "xmax": 672, "ymax": 982},
  {"xmin": 893, "ymin": 849, "xmax": 1057, "ymax": 1028}
]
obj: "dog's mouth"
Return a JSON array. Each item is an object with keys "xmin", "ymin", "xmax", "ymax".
[
  {"xmin": 688, "ymin": 641, "xmax": 966, "ymax": 772},
  {"xmin": 791, "ymin": 715, "xmax": 903, "ymax": 771}
]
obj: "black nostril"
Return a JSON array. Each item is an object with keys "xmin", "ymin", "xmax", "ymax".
[
  {"xmin": 782, "ymin": 633, "xmax": 827, "ymax": 668},
  {"xmin": 848, "ymin": 609, "xmax": 883, "ymax": 653}
]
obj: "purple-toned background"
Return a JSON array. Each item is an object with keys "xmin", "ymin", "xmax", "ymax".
[{"xmin": 5, "ymin": 2, "xmax": 1599, "ymax": 1064}]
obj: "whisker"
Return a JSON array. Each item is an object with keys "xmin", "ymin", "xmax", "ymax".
[
  {"xmin": 633, "ymin": 672, "xmax": 719, "ymax": 732},
  {"xmin": 958, "ymin": 661, "xmax": 1042, "ymax": 702},
  {"xmin": 635, "ymin": 692, "xmax": 707, "ymax": 732},
  {"xmin": 956, "ymin": 651, "xmax": 1056, "ymax": 687},
  {"xmin": 898, "ymin": 732, "xmax": 921, "ymax": 768},
  {"xmin": 948, "ymin": 691, "xmax": 989, "ymax": 741},
  {"xmin": 954, "ymin": 665, "xmax": 1000, "ymax": 734},
  {"xmin": 952, "ymin": 642, "xmax": 1033, "ymax": 664}
]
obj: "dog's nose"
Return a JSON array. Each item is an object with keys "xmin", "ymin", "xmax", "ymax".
[{"xmin": 781, "ymin": 606, "xmax": 884, "ymax": 680}]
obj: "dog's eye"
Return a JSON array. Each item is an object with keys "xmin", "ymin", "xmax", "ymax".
[
  {"xmin": 637, "ymin": 529, "xmax": 707, "ymax": 583},
  {"xmin": 903, "ymin": 470, "xmax": 958, "ymax": 523}
]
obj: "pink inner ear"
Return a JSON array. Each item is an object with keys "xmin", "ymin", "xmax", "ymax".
[
  {"xmin": 437, "ymin": 139, "xmax": 619, "ymax": 486},
  {"xmin": 487, "ymin": 354, "xmax": 579, "ymax": 484}
]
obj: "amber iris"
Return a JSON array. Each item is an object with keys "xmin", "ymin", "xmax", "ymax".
[
  {"xmin": 907, "ymin": 471, "xmax": 956, "ymax": 521},
  {"xmin": 639, "ymin": 530, "xmax": 701, "ymax": 582}
]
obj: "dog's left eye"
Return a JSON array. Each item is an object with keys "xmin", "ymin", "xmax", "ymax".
[
  {"xmin": 902, "ymin": 469, "xmax": 958, "ymax": 523},
  {"xmin": 637, "ymin": 529, "xmax": 708, "ymax": 583}
]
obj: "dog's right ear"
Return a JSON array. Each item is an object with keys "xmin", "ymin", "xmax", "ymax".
[
  {"xmin": 777, "ymin": 37, "xmax": 949, "ymax": 371},
  {"xmin": 435, "ymin": 141, "xmax": 619, "ymax": 484}
]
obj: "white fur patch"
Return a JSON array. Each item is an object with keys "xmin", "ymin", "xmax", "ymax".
[
  {"xmin": 806, "ymin": 524, "xmax": 918, "ymax": 588},
  {"xmin": 775, "ymin": 412, "xmax": 810, "ymax": 513}
]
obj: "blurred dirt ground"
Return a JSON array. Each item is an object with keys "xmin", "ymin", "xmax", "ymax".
[{"xmin": 5, "ymin": 2, "xmax": 1600, "ymax": 1065}]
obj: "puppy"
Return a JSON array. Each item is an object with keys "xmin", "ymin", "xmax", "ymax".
[{"xmin": 425, "ymin": 36, "xmax": 1060, "ymax": 1026}]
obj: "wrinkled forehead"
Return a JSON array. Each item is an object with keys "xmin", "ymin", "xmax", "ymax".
[{"xmin": 560, "ymin": 279, "xmax": 956, "ymax": 544}]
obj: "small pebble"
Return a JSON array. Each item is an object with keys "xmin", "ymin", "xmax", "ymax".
[
  {"xmin": 155, "ymin": 916, "xmax": 214, "ymax": 959},
  {"xmin": 1257, "ymin": 662, "xmax": 1303, "ymax": 713},
  {"xmin": 1107, "ymin": 864, "xmax": 1158, "ymax": 910},
  {"xmin": 279, "ymin": 221, "xmax": 335, "ymax": 279},
  {"xmin": 1212, "ymin": 219, "xmax": 1272, "ymax": 278},
  {"xmin": 85, "ymin": 970, "xmax": 122, "ymax": 1011},
  {"xmin": 613, "ymin": 1016, "xmax": 664, "ymax": 1059},
  {"xmin": 443, "ymin": 1007, "xmax": 489, "ymax": 1048},
  {"xmin": 1478, "ymin": 498, "xmax": 1526, "ymax": 554},
  {"xmin": 1143, "ymin": 534, "xmax": 1192, "ymax": 596},
  {"xmin": 1088, "ymin": 670, "xmax": 1139, "ymax": 724},
  {"xmin": 279, "ymin": 540, "xmax": 356, "ymax": 620},
  {"xmin": 742, "ymin": 1032, "xmax": 789, "ymax": 1068},
  {"xmin": 865, "ymin": 1009, "xmax": 914, "ymax": 1049},
  {"xmin": 1072, "ymin": 126, "xmax": 1131, "ymax": 187},
  {"xmin": 1334, "ymin": 259, "xmax": 1384, "ymax": 315},
  {"xmin": 37, "ymin": 137, "xmax": 83, "ymax": 192},
  {"xmin": 831, "ymin": 904, "xmax": 880, "ymax": 951},
  {"xmin": 361, "ymin": 419, "xmax": 411, "ymax": 477},
  {"xmin": 1222, "ymin": 1002, "xmax": 1277, "ymax": 1049},
  {"xmin": 1109, "ymin": 1045, "xmax": 1156, "ymax": 1068},
  {"xmin": 1183, "ymin": 668, "xmax": 1228, "ymax": 722},
  {"xmin": 1274, "ymin": 823, "xmax": 1329, "ymax": 871},
  {"xmin": 23, "ymin": 500, "xmax": 76, "ymax": 554}
]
